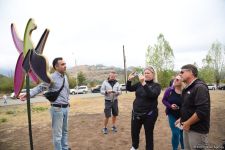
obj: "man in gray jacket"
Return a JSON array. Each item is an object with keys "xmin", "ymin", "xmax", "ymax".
[{"xmin": 101, "ymin": 71, "xmax": 122, "ymax": 134}]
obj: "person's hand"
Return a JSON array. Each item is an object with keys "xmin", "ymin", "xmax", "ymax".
[
  {"xmin": 106, "ymin": 90, "xmax": 113, "ymax": 94},
  {"xmin": 175, "ymin": 118, "xmax": 181, "ymax": 126},
  {"xmin": 139, "ymin": 74, "xmax": 146, "ymax": 85},
  {"xmin": 18, "ymin": 93, "xmax": 27, "ymax": 101},
  {"xmin": 171, "ymin": 104, "xmax": 179, "ymax": 110},
  {"xmin": 128, "ymin": 72, "xmax": 135, "ymax": 81},
  {"xmin": 182, "ymin": 121, "xmax": 190, "ymax": 131}
]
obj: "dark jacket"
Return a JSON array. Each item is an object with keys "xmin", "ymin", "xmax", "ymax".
[
  {"xmin": 126, "ymin": 80, "xmax": 161, "ymax": 113},
  {"xmin": 181, "ymin": 79, "xmax": 210, "ymax": 134}
]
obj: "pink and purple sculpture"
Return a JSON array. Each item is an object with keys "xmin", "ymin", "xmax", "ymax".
[
  {"xmin": 11, "ymin": 18, "xmax": 52, "ymax": 98},
  {"xmin": 11, "ymin": 23, "xmax": 39, "ymax": 98},
  {"xmin": 11, "ymin": 18, "xmax": 52, "ymax": 149}
]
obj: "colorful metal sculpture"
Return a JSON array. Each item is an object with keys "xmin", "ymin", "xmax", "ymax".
[
  {"xmin": 11, "ymin": 23, "xmax": 39, "ymax": 97},
  {"xmin": 11, "ymin": 19, "xmax": 52, "ymax": 98},
  {"xmin": 11, "ymin": 18, "xmax": 51, "ymax": 150},
  {"xmin": 23, "ymin": 18, "xmax": 36, "ymax": 56},
  {"xmin": 30, "ymin": 29, "xmax": 51, "ymax": 83}
]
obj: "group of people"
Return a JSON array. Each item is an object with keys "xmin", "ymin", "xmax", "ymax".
[
  {"xmin": 19, "ymin": 57, "xmax": 211, "ymax": 150},
  {"xmin": 162, "ymin": 65, "xmax": 210, "ymax": 150}
]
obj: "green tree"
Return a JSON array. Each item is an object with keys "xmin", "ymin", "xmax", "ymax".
[
  {"xmin": 68, "ymin": 76, "xmax": 77, "ymax": 88},
  {"xmin": 157, "ymin": 70, "xmax": 175, "ymax": 88},
  {"xmin": 207, "ymin": 41, "xmax": 225, "ymax": 86},
  {"xmin": 49, "ymin": 66, "xmax": 55, "ymax": 74},
  {"xmin": 146, "ymin": 34, "xmax": 174, "ymax": 71},
  {"xmin": 89, "ymin": 80, "xmax": 97, "ymax": 87},
  {"xmin": 199, "ymin": 54, "xmax": 215, "ymax": 83},
  {"xmin": 0, "ymin": 76, "xmax": 13, "ymax": 93},
  {"xmin": 146, "ymin": 33, "xmax": 174, "ymax": 88},
  {"xmin": 77, "ymin": 71, "xmax": 86, "ymax": 86}
]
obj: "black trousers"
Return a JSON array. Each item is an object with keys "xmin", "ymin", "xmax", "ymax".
[{"xmin": 131, "ymin": 109, "xmax": 158, "ymax": 150}]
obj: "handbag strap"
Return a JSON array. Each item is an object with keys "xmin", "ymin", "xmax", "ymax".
[{"xmin": 58, "ymin": 77, "xmax": 65, "ymax": 93}]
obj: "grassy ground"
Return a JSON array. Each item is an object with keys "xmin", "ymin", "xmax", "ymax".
[{"xmin": 0, "ymin": 91, "xmax": 224, "ymax": 150}]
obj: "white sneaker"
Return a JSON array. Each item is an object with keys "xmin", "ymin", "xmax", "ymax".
[{"xmin": 130, "ymin": 147, "xmax": 138, "ymax": 150}]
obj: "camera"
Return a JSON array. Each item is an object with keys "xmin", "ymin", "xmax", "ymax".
[{"xmin": 132, "ymin": 71, "xmax": 142, "ymax": 77}]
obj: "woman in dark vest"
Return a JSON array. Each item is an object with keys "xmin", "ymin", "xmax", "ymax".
[{"xmin": 127, "ymin": 67, "xmax": 161, "ymax": 150}]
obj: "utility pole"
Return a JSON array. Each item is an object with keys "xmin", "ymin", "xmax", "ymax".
[
  {"xmin": 123, "ymin": 45, "xmax": 127, "ymax": 93},
  {"xmin": 72, "ymin": 52, "xmax": 79, "ymax": 94},
  {"xmin": 75, "ymin": 59, "xmax": 79, "ymax": 94}
]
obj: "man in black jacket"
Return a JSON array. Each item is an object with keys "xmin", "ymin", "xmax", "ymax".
[{"xmin": 175, "ymin": 64, "xmax": 210, "ymax": 150}]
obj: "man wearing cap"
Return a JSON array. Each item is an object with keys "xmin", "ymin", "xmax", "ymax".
[{"xmin": 175, "ymin": 64, "xmax": 210, "ymax": 150}]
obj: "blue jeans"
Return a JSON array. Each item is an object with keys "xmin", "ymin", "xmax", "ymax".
[
  {"xmin": 50, "ymin": 106, "xmax": 69, "ymax": 150},
  {"xmin": 168, "ymin": 114, "xmax": 184, "ymax": 150}
]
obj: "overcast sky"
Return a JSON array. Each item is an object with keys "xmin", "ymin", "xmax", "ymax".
[{"xmin": 0, "ymin": 0, "xmax": 225, "ymax": 74}]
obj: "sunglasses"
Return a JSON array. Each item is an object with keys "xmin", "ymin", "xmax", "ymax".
[{"xmin": 180, "ymin": 69, "xmax": 190, "ymax": 74}]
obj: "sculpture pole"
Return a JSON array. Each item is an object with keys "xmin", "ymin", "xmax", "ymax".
[
  {"xmin": 12, "ymin": 18, "xmax": 51, "ymax": 150},
  {"xmin": 26, "ymin": 74, "xmax": 33, "ymax": 150}
]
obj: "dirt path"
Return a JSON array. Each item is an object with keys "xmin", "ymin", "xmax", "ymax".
[{"xmin": 0, "ymin": 91, "xmax": 224, "ymax": 150}]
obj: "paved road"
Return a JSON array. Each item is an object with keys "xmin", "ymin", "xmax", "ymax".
[{"xmin": 0, "ymin": 93, "xmax": 102, "ymax": 107}]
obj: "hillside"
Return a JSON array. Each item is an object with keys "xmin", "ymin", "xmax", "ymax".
[
  {"xmin": 67, "ymin": 64, "xmax": 132, "ymax": 84},
  {"xmin": 0, "ymin": 74, "xmax": 5, "ymax": 78}
]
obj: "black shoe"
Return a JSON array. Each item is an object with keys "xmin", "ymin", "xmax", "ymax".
[
  {"xmin": 102, "ymin": 127, "xmax": 108, "ymax": 134},
  {"xmin": 111, "ymin": 126, "xmax": 117, "ymax": 132}
]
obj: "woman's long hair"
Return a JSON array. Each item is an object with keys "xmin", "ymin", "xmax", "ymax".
[{"xmin": 144, "ymin": 66, "xmax": 158, "ymax": 82}]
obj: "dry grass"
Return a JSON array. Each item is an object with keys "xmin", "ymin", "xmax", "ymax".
[{"xmin": 0, "ymin": 91, "xmax": 224, "ymax": 150}]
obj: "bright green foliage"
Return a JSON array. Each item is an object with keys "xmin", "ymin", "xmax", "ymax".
[
  {"xmin": 146, "ymin": 33, "xmax": 174, "ymax": 72},
  {"xmin": 77, "ymin": 71, "xmax": 87, "ymax": 86},
  {"xmin": 0, "ymin": 76, "xmax": 13, "ymax": 92},
  {"xmin": 205, "ymin": 41, "xmax": 225, "ymax": 85},
  {"xmin": 146, "ymin": 34, "xmax": 175, "ymax": 88}
]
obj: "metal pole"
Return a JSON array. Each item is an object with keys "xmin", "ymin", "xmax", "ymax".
[
  {"xmin": 75, "ymin": 59, "xmax": 79, "ymax": 94},
  {"xmin": 123, "ymin": 45, "xmax": 127, "ymax": 93},
  {"xmin": 26, "ymin": 74, "xmax": 33, "ymax": 150}
]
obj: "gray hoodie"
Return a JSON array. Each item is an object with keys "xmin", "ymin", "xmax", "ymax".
[{"xmin": 100, "ymin": 80, "xmax": 122, "ymax": 101}]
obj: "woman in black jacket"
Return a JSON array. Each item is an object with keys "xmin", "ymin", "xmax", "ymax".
[{"xmin": 127, "ymin": 67, "xmax": 161, "ymax": 150}]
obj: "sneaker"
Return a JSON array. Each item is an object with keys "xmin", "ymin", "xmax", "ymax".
[
  {"xmin": 102, "ymin": 128, "xmax": 108, "ymax": 134},
  {"xmin": 111, "ymin": 126, "xmax": 117, "ymax": 132},
  {"xmin": 130, "ymin": 147, "xmax": 138, "ymax": 150}
]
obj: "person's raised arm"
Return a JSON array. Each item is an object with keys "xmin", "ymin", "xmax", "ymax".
[
  {"xmin": 126, "ymin": 72, "xmax": 138, "ymax": 92},
  {"xmin": 19, "ymin": 82, "xmax": 49, "ymax": 101}
]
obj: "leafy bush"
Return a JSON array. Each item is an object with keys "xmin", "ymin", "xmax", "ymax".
[
  {"xmin": 6, "ymin": 110, "xmax": 16, "ymax": 115},
  {"xmin": 158, "ymin": 70, "xmax": 174, "ymax": 88},
  {"xmin": 0, "ymin": 118, "xmax": 7, "ymax": 123},
  {"xmin": 0, "ymin": 76, "xmax": 13, "ymax": 92}
]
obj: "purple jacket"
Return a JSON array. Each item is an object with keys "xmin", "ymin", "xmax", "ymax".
[{"xmin": 162, "ymin": 87, "xmax": 174, "ymax": 115}]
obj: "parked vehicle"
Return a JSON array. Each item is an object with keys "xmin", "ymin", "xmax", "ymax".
[
  {"xmin": 91, "ymin": 85, "xmax": 101, "ymax": 93},
  {"xmin": 70, "ymin": 86, "xmax": 88, "ymax": 95},
  {"xmin": 207, "ymin": 84, "xmax": 217, "ymax": 90},
  {"xmin": 120, "ymin": 84, "xmax": 126, "ymax": 91},
  {"xmin": 218, "ymin": 85, "xmax": 225, "ymax": 90}
]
